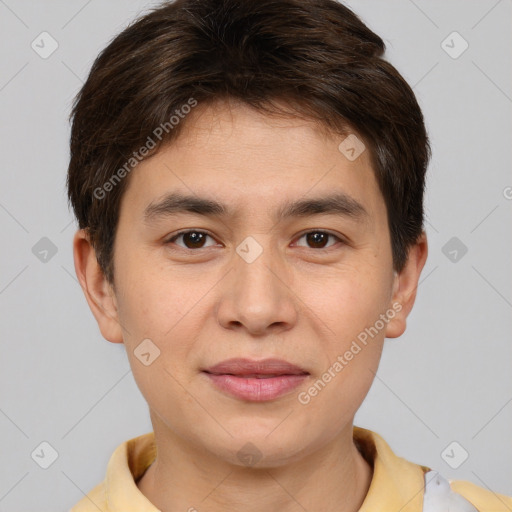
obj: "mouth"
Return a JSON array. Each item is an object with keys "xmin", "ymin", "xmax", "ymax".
[
  {"xmin": 203, "ymin": 357, "xmax": 309, "ymax": 376},
  {"xmin": 201, "ymin": 358, "xmax": 310, "ymax": 401},
  {"xmin": 208, "ymin": 373, "xmax": 297, "ymax": 379}
]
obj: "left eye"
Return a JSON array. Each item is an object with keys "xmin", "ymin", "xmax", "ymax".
[{"xmin": 294, "ymin": 231, "xmax": 342, "ymax": 249}]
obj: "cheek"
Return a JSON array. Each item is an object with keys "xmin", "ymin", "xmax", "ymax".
[
  {"xmin": 298, "ymin": 285, "xmax": 385, "ymax": 424},
  {"xmin": 302, "ymin": 266, "xmax": 392, "ymax": 341},
  {"xmin": 114, "ymin": 257, "xmax": 213, "ymax": 389},
  {"xmin": 115, "ymin": 252, "xmax": 196, "ymax": 337},
  {"xmin": 300, "ymin": 268, "xmax": 390, "ymax": 412},
  {"xmin": 294, "ymin": 339, "xmax": 383, "ymax": 450}
]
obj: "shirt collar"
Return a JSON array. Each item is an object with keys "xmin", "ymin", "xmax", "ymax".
[
  {"xmin": 106, "ymin": 430, "xmax": 157, "ymax": 511},
  {"xmin": 104, "ymin": 426, "xmax": 429, "ymax": 512},
  {"xmin": 354, "ymin": 426, "xmax": 429, "ymax": 511}
]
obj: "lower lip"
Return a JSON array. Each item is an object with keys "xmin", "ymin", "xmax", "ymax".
[{"xmin": 203, "ymin": 372, "xmax": 309, "ymax": 401}]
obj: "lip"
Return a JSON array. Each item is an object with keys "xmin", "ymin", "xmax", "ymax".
[
  {"xmin": 204, "ymin": 357, "xmax": 308, "ymax": 376},
  {"xmin": 202, "ymin": 358, "xmax": 309, "ymax": 402}
]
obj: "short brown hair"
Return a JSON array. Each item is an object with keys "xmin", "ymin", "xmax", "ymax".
[{"xmin": 67, "ymin": 0, "xmax": 430, "ymax": 284}]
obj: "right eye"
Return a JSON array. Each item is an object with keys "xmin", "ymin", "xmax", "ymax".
[{"xmin": 165, "ymin": 230, "xmax": 219, "ymax": 250}]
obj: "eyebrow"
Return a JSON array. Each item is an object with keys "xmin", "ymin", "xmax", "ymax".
[{"xmin": 143, "ymin": 191, "xmax": 368, "ymax": 224}]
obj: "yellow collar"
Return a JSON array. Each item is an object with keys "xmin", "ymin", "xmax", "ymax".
[{"xmin": 74, "ymin": 426, "xmax": 431, "ymax": 511}]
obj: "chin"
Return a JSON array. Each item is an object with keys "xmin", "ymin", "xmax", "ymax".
[{"xmin": 209, "ymin": 428, "xmax": 313, "ymax": 469}]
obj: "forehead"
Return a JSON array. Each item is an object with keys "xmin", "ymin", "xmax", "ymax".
[{"xmin": 119, "ymin": 100, "xmax": 385, "ymax": 225}]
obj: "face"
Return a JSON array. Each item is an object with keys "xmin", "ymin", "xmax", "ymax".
[{"xmin": 78, "ymin": 100, "xmax": 422, "ymax": 468}]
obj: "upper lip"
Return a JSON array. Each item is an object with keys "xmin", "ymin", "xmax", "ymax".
[{"xmin": 203, "ymin": 358, "xmax": 309, "ymax": 376}]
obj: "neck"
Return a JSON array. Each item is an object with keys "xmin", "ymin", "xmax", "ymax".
[{"xmin": 137, "ymin": 414, "xmax": 373, "ymax": 512}]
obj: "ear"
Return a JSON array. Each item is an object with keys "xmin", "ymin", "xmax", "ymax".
[
  {"xmin": 72, "ymin": 229, "xmax": 123, "ymax": 344},
  {"xmin": 385, "ymin": 231, "xmax": 428, "ymax": 339}
]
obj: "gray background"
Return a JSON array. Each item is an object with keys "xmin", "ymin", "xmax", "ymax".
[{"xmin": 0, "ymin": 0, "xmax": 510, "ymax": 510}]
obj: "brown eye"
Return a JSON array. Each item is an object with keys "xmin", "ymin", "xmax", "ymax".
[
  {"xmin": 295, "ymin": 231, "xmax": 341, "ymax": 249},
  {"xmin": 167, "ymin": 231, "xmax": 216, "ymax": 249}
]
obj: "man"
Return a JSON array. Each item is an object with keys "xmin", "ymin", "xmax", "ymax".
[{"xmin": 67, "ymin": 0, "xmax": 512, "ymax": 510}]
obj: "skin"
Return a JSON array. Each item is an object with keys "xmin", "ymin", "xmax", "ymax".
[{"xmin": 73, "ymin": 99, "xmax": 427, "ymax": 512}]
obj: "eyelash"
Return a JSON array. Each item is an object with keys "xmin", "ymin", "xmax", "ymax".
[{"xmin": 165, "ymin": 229, "xmax": 345, "ymax": 251}]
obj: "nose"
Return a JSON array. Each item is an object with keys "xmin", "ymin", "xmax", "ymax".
[{"xmin": 216, "ymin": 239, "xmax": 298, "ymax": 337}]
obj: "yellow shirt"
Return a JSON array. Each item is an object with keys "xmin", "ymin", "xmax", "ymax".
[{"xmin": 70, "ymin": 426, "xmax": 512, "ymax": 511}]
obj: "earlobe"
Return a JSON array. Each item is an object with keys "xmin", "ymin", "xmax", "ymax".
[
  {"xmin": 385, "ymin": 231, "xmax": 428, "ymax": 339},
  {"xmin": 72, "ymin": 229, "xmax": 124, "ymax": 344}
]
